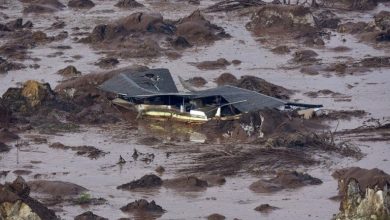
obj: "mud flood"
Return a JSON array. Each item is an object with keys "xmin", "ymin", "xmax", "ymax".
[{"xmin": 1, "ymin": 0, "xmax": 390, "ymax": 219}]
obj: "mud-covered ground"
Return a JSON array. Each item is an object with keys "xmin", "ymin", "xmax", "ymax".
[{"xmin": 1, "ymin": 0, "xmax": 390, "ymax": 219}]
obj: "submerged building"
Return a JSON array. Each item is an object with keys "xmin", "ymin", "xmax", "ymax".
[{"xmin": 99, "ymin": 68, "xmax": 322, "ymax": 123}]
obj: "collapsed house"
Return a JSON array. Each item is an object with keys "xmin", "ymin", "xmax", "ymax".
[{"xmin": 99, "ymin": 68, "xmax": 322, "ymax": 123}]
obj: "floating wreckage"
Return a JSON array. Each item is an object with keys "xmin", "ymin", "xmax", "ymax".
[{"xmin": 99, "ymin": 68, "xmax": 322, "ymax": 123}]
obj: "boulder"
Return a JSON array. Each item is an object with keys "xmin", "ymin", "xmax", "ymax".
[
  {"xmin": 0, "ymin": 176, "xmax": 58, "ymax": 220},
  {"xmin": 332, "ymin": 167, "xmax": 390, "ymax": 219},
  {"xmin": 1, "ymin": 80, "xmax": 55, "ymax": 113}
]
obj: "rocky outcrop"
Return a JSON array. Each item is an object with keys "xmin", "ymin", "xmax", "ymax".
[
  {"xmin": 0, "ymin": 176, "xmax": 58, "ymax": 220},
  {"xmin": 332, "ymin": 167, "xmax": 390, "ymax": 220}
]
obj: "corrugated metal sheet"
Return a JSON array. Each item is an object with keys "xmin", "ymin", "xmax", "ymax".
[
  {"xmin": 99, "ymin": 68, "xmax": 178, "ymax": 96},
  {"xmin": 194, "ymin": 85, "xmax": 286, "ymax": 112},
  {"xmin": 99, "ymin": 69, "xmax": 286, "ymax": 113}
]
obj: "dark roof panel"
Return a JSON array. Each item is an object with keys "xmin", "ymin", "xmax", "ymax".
[
  {"xmin": 99, "ymin": 68, "xmax": 178, "ymax": 96},
  {"xmin": 195, "ymin": 85, "xmax": 286, "ymax": 112}
]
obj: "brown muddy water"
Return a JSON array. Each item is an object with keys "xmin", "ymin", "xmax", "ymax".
[{"xmin": 1, "ymin": 0, "xmax": 390, "ymax": 219}]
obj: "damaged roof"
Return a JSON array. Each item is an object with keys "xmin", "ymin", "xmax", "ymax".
[
  {"xmin": 194, "ymin": 85, "xmax": 286, "ymax": 112},
  {"xmin": 99, "ymin": 68, "xmax": 179, "ymax": 96},
  {"xmin": 99, "ymin": 68, "xmax": 290, "ymax": 112}
]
